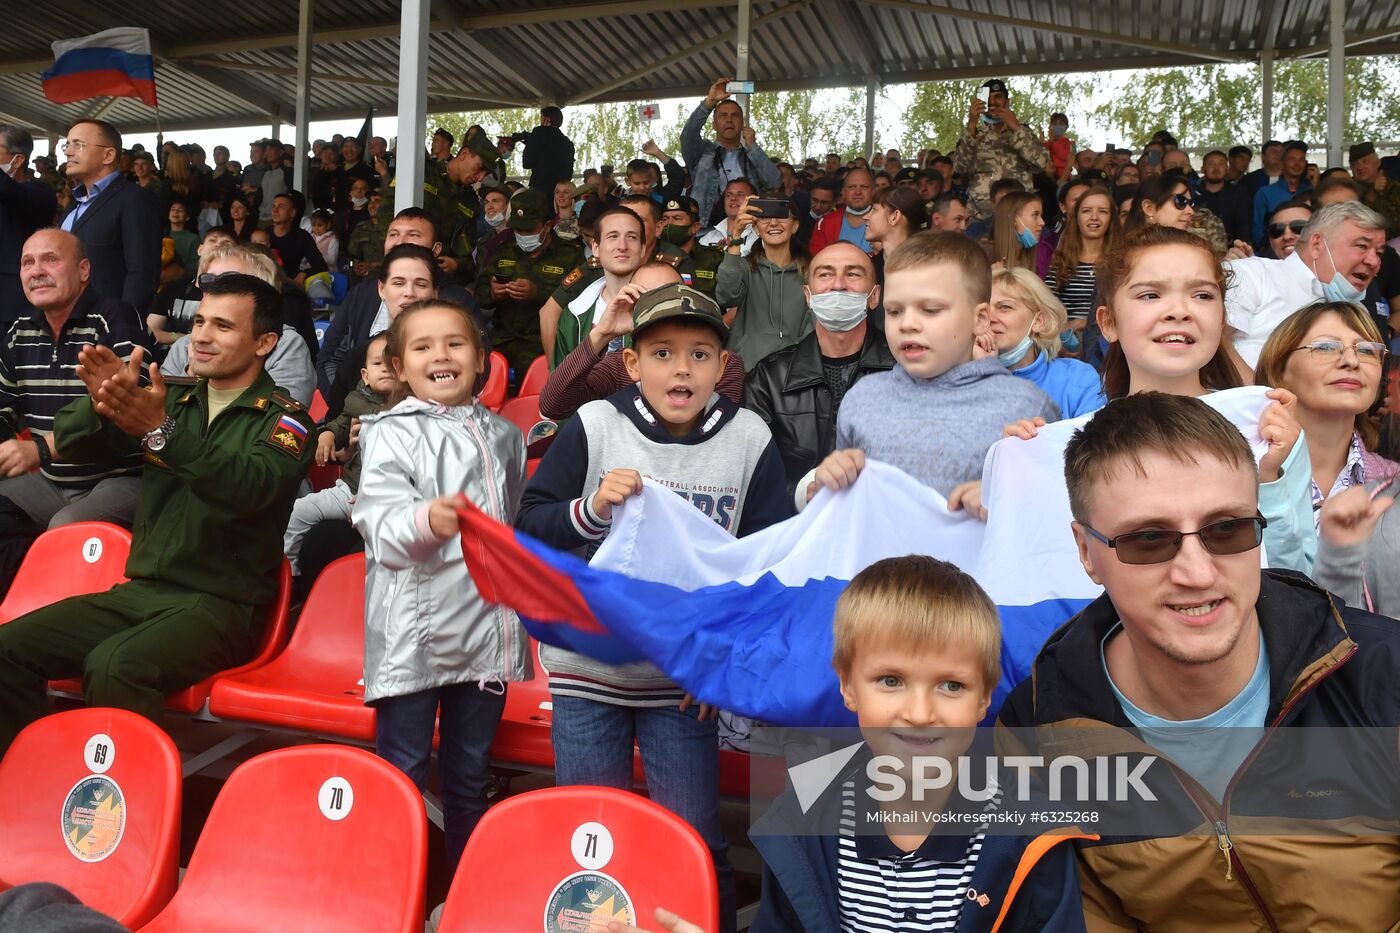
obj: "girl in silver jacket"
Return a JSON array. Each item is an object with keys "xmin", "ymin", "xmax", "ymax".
[{"xmin": 352, "ymin": 298, "xmax": 530, "ymax": 872}]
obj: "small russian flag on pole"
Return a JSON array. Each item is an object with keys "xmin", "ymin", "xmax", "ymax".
[{"xmin": 42, "ymin": 28, "xmax": 158, "ymax": 108}]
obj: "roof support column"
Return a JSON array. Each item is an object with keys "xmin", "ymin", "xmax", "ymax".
[
  {"xmin": 292, "ymin": 0, "xmax": 314, "ymax": 192},
  {"xmin": 396, "ymin": 0, "xmax": 431, "ymax": 211},
  {"xmin": 863, "ymin": 77, "xmax": 876, "ymax": 162},
  {"xmin": 270, "ymin": 105, "xmax": 282, "ymax": 140},
  {"xmin": 1326, "ymin": 0, "xmax": 1345, "ymax": 166},
  {"xmin": 1260, "ymin": 50, "xmax": 1274, "ymax": 148},
  {"xmin": 735, "ymin": 0, "xmax": 752, "ymax": 119}
]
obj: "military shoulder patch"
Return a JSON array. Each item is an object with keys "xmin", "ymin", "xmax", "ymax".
[
  {"xmin": 696, "ymin": 268, "xmax": 715, "ymax": 278},
  {"xmin": 660, "ymin": 253, "xmax": 682, "ymax": 268},
  {"xmin": 561, "ymin": 268, "xmax": 582, "ymax": 287},
  {"xmin": 264, "ymin": 413, "xmax": 309, "ymax": 458},
  {"xmin": 542, "ymin": 264, "xmax": 565, "ymax": 276}
]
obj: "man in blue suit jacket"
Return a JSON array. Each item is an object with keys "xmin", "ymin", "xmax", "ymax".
[
  {"xmin": 58, "ymin": 120, "xmax": 160, "ymax": 316},
  {"xmin": 0, "ymin": 127, "xmax": 57, "ymax": 327}
]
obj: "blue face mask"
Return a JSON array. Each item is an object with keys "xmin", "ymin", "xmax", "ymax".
[
  {"xmin": 1016, "ymin": 220, "xmax": 1039, "ymax": 249},
  {"xmin": 1319, "ymin": 238, "xmax": 1365, "ymax": 303},
  {"xmin": 998, "ymin": 329, "xmax": 1036, "ymax": 366}
]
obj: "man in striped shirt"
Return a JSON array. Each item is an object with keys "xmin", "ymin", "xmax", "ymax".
[{"xmin": 0, "ymin": 229, "xmax": 147, "ymax": 534}]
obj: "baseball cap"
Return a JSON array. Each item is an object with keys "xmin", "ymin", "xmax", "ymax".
[
  {"xmin": 663, "ymin": 195, "xmax": 700, "ymax": 220},
  {"xmin": 894, "ymin": 167, "xmax": 919, "ymax": 184},
  {"xmin": 980, "ymin": 79, "xmax": 1008, "ymax": 95},
  {"xmin": 632, "ymin": 284, "xmax": 729, "ymax": 342},
  {"xmin": 1350, "ymin": 142, "xmax": 1377, "ymax": 163},
  {"xmin": 508, "ymin": 188, "xmax": 550, "ymax": 230}
]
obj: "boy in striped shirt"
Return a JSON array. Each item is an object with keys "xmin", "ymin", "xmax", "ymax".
[{"xmin": 744, "ymin": 556, "xmax": 1090, "ymax": 933}]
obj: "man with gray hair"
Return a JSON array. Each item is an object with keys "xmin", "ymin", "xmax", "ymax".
[
  {"xmin": 1224, "ymin": 200, "xmax": 1388, "ymax": 376},
  {"xmin": 0, "ymin": 126, "xmax": 58, "ymax": 325}
]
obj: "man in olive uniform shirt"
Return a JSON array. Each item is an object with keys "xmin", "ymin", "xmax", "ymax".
[
  {"xmin": 658, "ymin": 195, "xmax": 723, "ymax": 298},
  {"xmin": 379, "ymin": 135, "xmax": 494, "ymax": 288},
  {"xmin": 0, "ymin": 274, "xmax": 314, "ymax": 752},
  {"xmin": 475, "ymin": 188, "xmax": 583, "ymax": 386}
]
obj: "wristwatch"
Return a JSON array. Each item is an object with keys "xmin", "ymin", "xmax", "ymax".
[
  {"xmin": 33, "ymin": 436, "xmax": 52, "ymax": 469},
  {"xmin": 142, "ymin": 415, "xmax": 178, "ymax": 453}
]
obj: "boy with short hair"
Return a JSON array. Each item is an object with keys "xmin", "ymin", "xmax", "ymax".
[
  {"xmin": 747, "ymin": 555, "xmax": 1089, "ymax": 932},
  {"xmin": 810, "ymin": 231, "xmax": 1059, "ymax": 510},
  {"xmin": 282, "ymin": 331, "xmax": 395, "ymax": 578},
  {"xmin": 517, "ymin": 283, "xmax": 790, "ymax": 933}
]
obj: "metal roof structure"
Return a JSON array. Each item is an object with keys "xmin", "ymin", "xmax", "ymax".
[{"xmin": 1, "ymin": 0, "xmax": 1398, "ymax": 138}]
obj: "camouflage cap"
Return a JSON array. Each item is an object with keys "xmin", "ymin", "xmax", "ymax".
[
  {"xmin": 508, "ymin": 188, "xmax": 551, "ymax": 230},
  {"xmin": 632, "ymin": 283, "xmax": 729, "ymax": 342}
]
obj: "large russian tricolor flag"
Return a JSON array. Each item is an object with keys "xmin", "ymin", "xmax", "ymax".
[
  {"xmin": 459, "ymin": 388, "xmax": 1275, "ymax": 727},
  {"xmin": 42, "ymin": 28, "xmax": 157, "ymax": 108}
]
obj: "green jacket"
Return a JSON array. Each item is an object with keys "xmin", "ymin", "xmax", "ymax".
[
  {"xmin": 325, "ymin": 379, "xmax": 389, "ymax": 492},
  {"xmin": 476, "ymin": 233, "xmax": 584, "ymax": 337},
  {"xmin": 53, "ymin": 369, "xmax": 315, "ymax": 606}
]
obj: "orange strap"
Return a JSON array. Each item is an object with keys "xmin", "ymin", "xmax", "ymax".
[{"xmin": 990, "ymin": 829, "xmax": 1100, "ymax": 933}]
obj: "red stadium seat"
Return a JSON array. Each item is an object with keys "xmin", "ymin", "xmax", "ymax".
[
  {"xmin": 0, "ymin": 708, "xmax": 180, "ymax": 928},
  {"xmin": 0, "ymin": 522, "xmax": 131, "ymax": 625},
  {"xmin": 308, "ymin": 461, "xmax": 341, "ymax": 492},
  {"xmin": 138, "ymin": 745, "xmax": 426, "ymax": 933},
  {"xmin": 209, "ymin": 554, "xmax": 374, "ymax": 741},
  {"xmin": 309, "ymin": 389, "xmax": 329, "ymax": 423},
  {"xmin": 519, "ymin": 354, "xmax": 550, "ymax": 397},
  {"xmin": 479, "ymin": 350, "xmax": 509, "ymax": 411},
  {"xmin": 498, "ymin": 395, "xmax": 556, "ymax": 478},
  {"xmin": 437, "ymin": 786, "xmax": 718, "ymax": 933},
  {"xmin": 488, "ymin": 639, "xmax": 553, "ymax": 769},
  {"xmin": 49, "ymin": 560, "xmax": 294, "ymax": 715}
]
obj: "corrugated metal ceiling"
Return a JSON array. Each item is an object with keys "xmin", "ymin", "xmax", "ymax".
[{"xmin": 0, "ymin": 0, "xmax": 1396, "ymax": 136}]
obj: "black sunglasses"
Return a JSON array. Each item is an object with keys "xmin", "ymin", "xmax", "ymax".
[
  {"xmin": 1171, "ymin": 192, "xmax": 1197, "ymax": 210},
  {"xmin": 1266, "ymin": 219, "xmax": 1308, "ymax": 239},
  {"xmin": 197, "ymin": 270, "xmax": 244, "ymax": 289},
  {"xmin": 1081, "ymin": 515, "xmax": 1266, "ymax": 565}
]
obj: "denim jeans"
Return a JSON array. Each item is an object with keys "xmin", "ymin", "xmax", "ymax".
[
  {"xmin": 374, "ymin": 681, "xmax": 506, "ymax": 872},
  {"xmin": 550, "ymin": 694, "xmax": 736, "ymax": 933}
]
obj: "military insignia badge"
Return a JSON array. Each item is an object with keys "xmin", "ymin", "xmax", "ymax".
[
  {"xmin": 562, "ymin": 268, "xmax": 582, "ymax": 287},
  {"xmin": 265, "ymin": 414, "xmax": 309, "ymax": 457}
]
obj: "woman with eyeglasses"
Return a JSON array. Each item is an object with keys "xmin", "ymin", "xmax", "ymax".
[
  {"xmin": 1254, "ymin": 300, "xmax": 1399, "ymax": 527},
  {"xmin": 1260, "ymin": 199, "xmax": 1312, "ymax": 259}
]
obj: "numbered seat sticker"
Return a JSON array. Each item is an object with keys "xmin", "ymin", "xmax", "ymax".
[
  {"xmin": 62, "ymin": 775, "xmax": 126, "ymax": 862},
  {"xmin": 318, "ymin": 776, "xmax": 354, "ymax": 821},
  {"xmin": 82, "ymin": 537, "xmax": 103, "ymax": 563},
  {"xmin": 544, "ymin": 870, "xmax": 633, "ymax": 933},
  {"xmin": 570, "ymin": 821, "xmax": 614, "ymax": 870},
  {"xmin": 84, "ymin": 733, "xmax": 115, "ymax": 774}
]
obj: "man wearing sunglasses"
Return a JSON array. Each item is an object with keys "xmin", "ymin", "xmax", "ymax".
[
  {"xmin": 999, "ymin": 392, "xmax": 1400, "ymax": 930},
  {"xmin": 58, "ymin": 119, "xmax": 160, "ymax": 315},
  {"xmin": 1224, "ymin": 201, "xmax": 1389, "ymax": 378},
  {"xmin": 1251, "ymin": 140, "xmax": 1312, "ymax": 246}
]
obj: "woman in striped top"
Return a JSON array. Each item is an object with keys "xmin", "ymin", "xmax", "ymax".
[{"xmin": 1044, "ymin": 184, "xmax": 1117, "ymax": 334}]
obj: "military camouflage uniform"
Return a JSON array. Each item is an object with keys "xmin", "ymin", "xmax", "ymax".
[
  {"xmin": 1189, "ymin": 206, "xmax": 1230, "ymax": 257},
  {"xmin": 951, "ymin": 122, "xmax": 1051, "ymax": 221}
]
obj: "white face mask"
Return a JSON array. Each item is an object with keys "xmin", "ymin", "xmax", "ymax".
[
  {"xmin": 809, "ymin": 289, "xmax": 869, "ymax": 332},
  {"xmin": 5, "ymin": 155, "xmax": 20, "ymax": 179},
  {"xmin": 515, "ymin": 231, "xmax": 544, "ymax": 252},
  {"xmin": 844, "ymin": 203, "xmax": 872, "ymax": 217},
  {"xmin": 486, "ymin": 211, "xmax": 506, "ymax": 228},
  {"xmin": 351, "ymin": 196, "xmax": 368, "ymax": 209}
]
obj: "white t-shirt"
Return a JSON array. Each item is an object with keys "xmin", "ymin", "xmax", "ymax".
[
  {"xmin": 698, "ymin": 223, "xmax": 759, "ymax": 256},
  {"xmin": 1224, "ymin": 249, "xmax": 1323, "ymax": 369}
]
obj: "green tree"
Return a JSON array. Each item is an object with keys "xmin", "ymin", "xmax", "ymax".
[{"xmin": 748, "ymin": 88, "xmax": 866, "ymax": 162}]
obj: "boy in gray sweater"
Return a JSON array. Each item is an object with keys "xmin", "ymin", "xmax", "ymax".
[
  {"xmin": 516, "ymin": 284, "xmax": 789, "ymax": 933},
  {"xmin": 809, "ymin": 231, "xmax": 1059, "ymax": 509}
]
